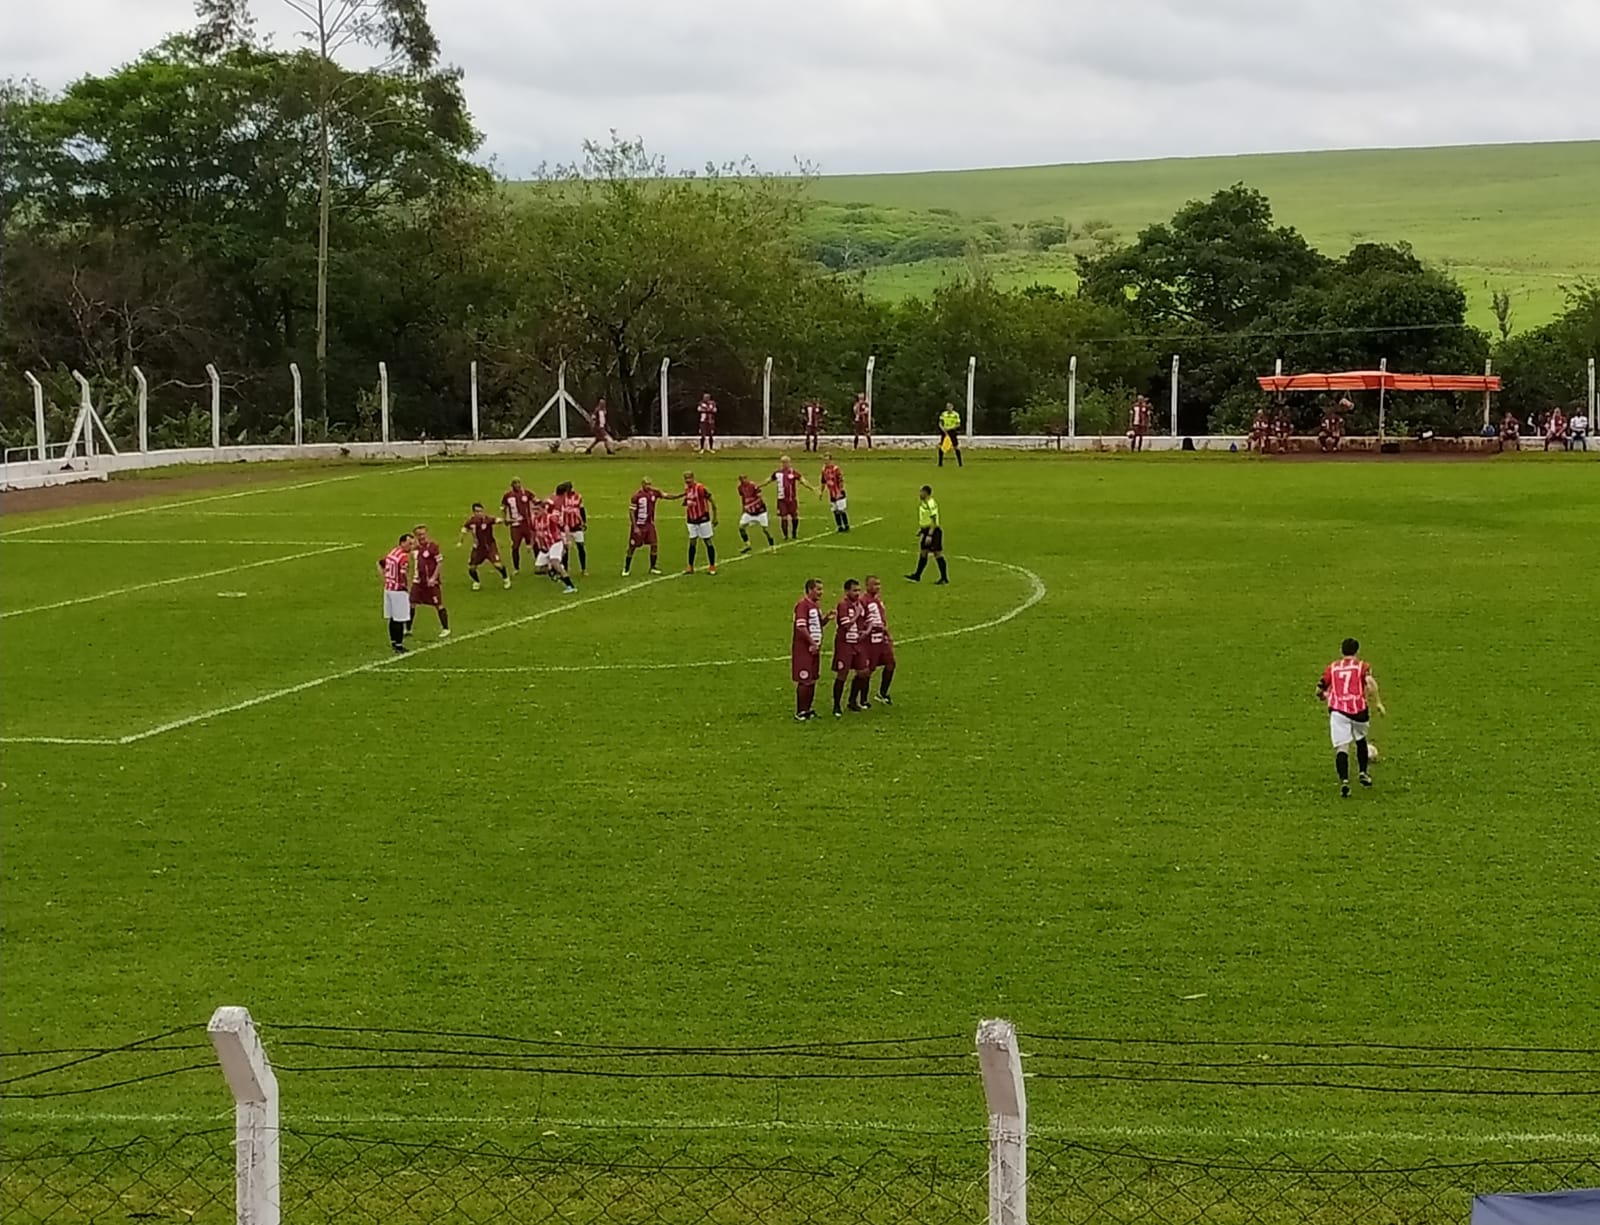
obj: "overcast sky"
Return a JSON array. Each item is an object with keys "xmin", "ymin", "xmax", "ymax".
[{"xmin": 5, "ymin": 0, "xmax": 1596, "ymax": 175}]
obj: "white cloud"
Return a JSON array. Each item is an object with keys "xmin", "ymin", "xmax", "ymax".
[{"xmin": 4, "ymin": 0, "xmax": 1596, "ymax": 175}]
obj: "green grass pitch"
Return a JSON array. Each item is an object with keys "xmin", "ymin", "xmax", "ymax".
[{"xmin": 2, "ymin": 452, "xmax": 1597, "ymax": 1168}]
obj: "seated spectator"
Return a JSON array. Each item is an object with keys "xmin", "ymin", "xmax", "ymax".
[
  {"xmin": 1544, "ymin": 407, "xmax": 1568, "ymax": 451},
  {"xmin": 1498, "ymin": 412, "xmax": 1521, "ymax": 452},
  {"xmin": 1568, "ymin": 410, "xmax": 1589, "ymax": 451},
  {"xmin": 1479, "ymin": 420, "xmax": 1496, "ymax": 439}
]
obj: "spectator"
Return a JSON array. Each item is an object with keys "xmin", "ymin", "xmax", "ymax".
[
  {"xmin": 1544, "ymin": 407, "xmax": 1568, "ymax": 452},
  {"xmin": 1568, "ymin": 408, "xmax": 1589, "ymax": 451},
  {"xmin": 1498, "ymin": 412, "xmax": 1521, "ymax": 452}
]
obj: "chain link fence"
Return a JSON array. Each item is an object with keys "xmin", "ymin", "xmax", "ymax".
[{"xmin": 4, "ymin": 1130, "xmax": 1598, "ymax": 1224}]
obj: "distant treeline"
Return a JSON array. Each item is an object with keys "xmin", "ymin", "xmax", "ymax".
[{"xmin": 3, "ymin": 25, "xmax": 1596, "ymax": 448}]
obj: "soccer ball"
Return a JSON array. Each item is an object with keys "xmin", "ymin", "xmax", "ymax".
[{"xmin": 1368, "ymin": 744, "xmax": 1381, "ymax": 762}]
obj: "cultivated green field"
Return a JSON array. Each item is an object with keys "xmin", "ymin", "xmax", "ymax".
[
  {"xmin": 811, "ymin": 141, "xmax": 1600, "ymax": 330},
  {"xmin": 3, "ymin": 453, "xmax": 1597, "ymax": 1210}
]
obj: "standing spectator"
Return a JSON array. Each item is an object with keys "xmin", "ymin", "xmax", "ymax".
[
  {"xmin": 697, "ymin": 393, "xmax": 718, "ymax": 452},
  {"xmin": 852, "ymin": 393, "xmax": 873, "ymax": 449}
]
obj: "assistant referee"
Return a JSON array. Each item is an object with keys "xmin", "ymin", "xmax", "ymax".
[
  {"xmin": 937, "ymin": 404, "xmax": 963, "ymax": 467},
  {"xmin": 906, "ymin": 485, "xmax": 948, "ymax": 584}
]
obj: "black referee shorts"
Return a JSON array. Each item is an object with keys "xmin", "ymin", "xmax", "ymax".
[{"xmin": 920, "ymin": 526, "xmax": 944, "ymax": 553}]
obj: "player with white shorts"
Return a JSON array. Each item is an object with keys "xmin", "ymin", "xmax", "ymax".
[
  {"xmin": 739, "ymin": 509, "xmax": 769, "ymax": 531},
  {"xmin": 1317, "ymin": 638, "xmax": 1387, "ymax": 798}
]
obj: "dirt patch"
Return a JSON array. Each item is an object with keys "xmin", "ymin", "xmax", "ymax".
[{"xmin": 0, "ymin": 467, "xmax": 319, "ymax": 516}]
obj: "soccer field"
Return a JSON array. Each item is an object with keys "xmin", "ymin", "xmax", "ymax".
[{"xmin": 2, "ymin": 452, "xmax": 1597, "ymax": 1176}]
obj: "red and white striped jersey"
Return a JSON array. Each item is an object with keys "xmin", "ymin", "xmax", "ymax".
[
  {"xmin": 381, "ymin": 546, "xmax": 411, "ymax": 591},
  {"xmin": 1322, "ymin": 658, "xmax": 1372, "ymax": 715},
  {"xmin": 683, "ymin": 482, "xmax": 711, "ymax": 521}
]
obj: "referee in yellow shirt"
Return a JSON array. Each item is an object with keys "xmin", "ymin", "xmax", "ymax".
[
  {"xmin": 906, "ymin": 485, "xmax": 948, "ymax": 584},
  {"xmin": 937, "ymin": 404, "xmax": 963, "ymax": 467}
]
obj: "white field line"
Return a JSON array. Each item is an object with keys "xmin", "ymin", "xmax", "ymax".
[
  {"xmin": 2, "ymin": 538, "xmax": 356, "ymax": 547},
  {"xmin": 0, "ymin": 518, "xmax": 886, "ymax": 748},
  {"xmin": 2, "ymin": 1108, "xmax": 1594, "ymax": 1148},
  {"xmin": 389, "ymin": 547, "xmax": 1047, "ymax": 676},
  {"xmin": 174, "ymin": 509, "xmax": 622, "ymax": 520},
  {"xmin": 0, "ymin": 464, "xmax": 425, "ymax": 539},
  {"xmin": 0, "ymin": 544, "xmax": 358, "ymax": 620}
]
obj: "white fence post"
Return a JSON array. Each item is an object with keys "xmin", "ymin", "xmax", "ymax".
[
  {"xmin": 1169, "ymin": 354, "xmax": 1180, "ymax": 439},
  {"xmin": 1378, "ymin": 357, "xmax": 1388, "ymax": 441},
  {"xmin": 1483, "ymin": 358, "xmax": 1493, "ymax": 428},
  {"xmin": 133, "ymin": 367, "xmax": 149, "ymax": 453},
  {"xmin": 658, "ymin": 358, "xmax": 671, "ymax": 441},
  {"xmin": 378, "ymin": 362, "xmax": 390, "ymax": 444},
  {"xmin": 1067, "ymin": 356, "xmax": 1077, "ymax": 440},
  {"xmin": 557, "ymin": 363, "xmax": 569, "ymax": 445},
  {"xmin": 289, "ymin": 364, "xmax": 303, "ymax": 448},
  {"xmin": 208, "ymin": 1006, "xmax": 280, "ymax": 1225},
  {"xmin": 207, "ymin": 363, "xmax": 222, "ymax": 449},
  {"xmin": 966, "ymin": 355, "xmax": 977, "ymax": 436},
  {"xmin": 865, "ymin": 355, "xmax": 876, "ymax": 434},
  {"xmin": 762, "ymin": 357, "xmax": 773, "ymax": 439},
  {"xmin": 977, "ymin": 1018, "xmax": 1027, "ymax": 1225},
  {"xmin": 1588, "ymin": 357, "xmax": 1595, "ymax": 419},
  {"xmin": 470, "ymin": 361, "xmax": 480, "ymax": 442},
  {"xmin": 24, "ymin": 372, "xmax": 47, "ymax": 460},
  {"xmin": 73, "ymin": 370, "xmax": 96, "ymax": 458}
]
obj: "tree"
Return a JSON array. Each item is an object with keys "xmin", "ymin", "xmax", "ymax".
[{"xmin": 194, "ymin": 0, "xmax": 472, "ymax": 417}]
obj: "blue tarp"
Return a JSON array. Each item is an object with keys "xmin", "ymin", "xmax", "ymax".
[{"xmin": 1471, "ymin": 1189, "xmax": 1600, "ymax": 1223}]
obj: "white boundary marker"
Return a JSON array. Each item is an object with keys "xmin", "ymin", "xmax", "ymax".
[
  {"xmin": 392, "ymin": 547, "xmax": 1047, "ymax": 676},
  {"xmin": 0, "ymin": 464, "xmax": 425, "ymax": 539},
  {"xmin": 1, "ymin": 1107, "xmax": 1592, "ymax": 1149},
  {"xmin": 0, "ymin": 544, "xmax": 359, "ymax": 620},
  {"xmin": 0, "ymin": 519, "xmax": 881, "ymax": 747}
]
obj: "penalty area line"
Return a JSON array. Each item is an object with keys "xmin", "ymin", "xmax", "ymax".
[{"xmin": 97, "ymin": 517, "xmax": 882, "ymax": 745}]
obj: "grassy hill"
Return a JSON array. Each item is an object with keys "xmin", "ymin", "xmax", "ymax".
[{"xmin": 808, "ymin": 141, "xmax": 1600, "ymax": 331}]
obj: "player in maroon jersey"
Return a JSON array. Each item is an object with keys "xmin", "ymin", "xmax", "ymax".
[
  {"xmin": 1248, "ymin": 407, "xmax": 1271, "ymax": 453},
  {"xmin": 791, "ymin": 577, "xmax": 830, "ymax": 721},
  {"xmin": 406, "ymin": 524, "xmax": 450, "ymax": 638},
  {"xmin": 820, "ymin": 453, "xmax": 849, "ymax": 532},
  {"xmin": 378, "ymin": 533, "xmax": 414, "ymax": 653},
  {"xmin": 830, "ymin": 578, "xmax": 865, "ymax": 716},
  {"xmin": 852, "ymin": 393, "xmax": 872, "ymax": 449},
  {"xmin": 736, "ymin": 474, "xmax": 775, "ymax": 552},
  {"xmin": 1128, "ymin": 395, "xmax": 1151, "ymax": 452},
  {"xmin": 697, "ymin": 394, "xmax": 718, "ymax": 451},
  {"xmin": 554, "ymin": 481, "xmax": 589, "ymax": 575},
  {"xmin": 585, "ymin": 398, "xmax": 616, "ymax": 455},
  {"xmin": 1316, "ymin": 637, "xmax": 1387, "ymax": 797},
  {"xmin": 763, "ymin": 454, "xmax": 814, "ymax": 541},
  {"xmin": 500, "ymin": 478, "xmax": 538, "ymax": 573},
  {"xmin": 532, "ymin": 498, "xmax": 576, "ymax": 592},
  {"xmin": 1273, "ymin": 399, "xmax": 1294, "ymax": 453},
  {"xmin": 857, "ymin": 574, "xmax": 896, "ymax": 707},
  {"xmin": 623, "ymin": 478, "xmax": 665, "ymax": 576},
  {"xmin": 680, "ymin": 470, "xmax": 718, "ymax": 574},
  {"xmin": 459, "ymin": 502, "xmax": 511, "ymax": 590},
  {"xmin": 802, "ymin": 399, "xmax": 824, "ymax": 452},
  {"xmin": 1498, "ymin": 411, "xmax": 1521, "ymax": 452},
  {"xmin": 1318, "ymin": 400, "xmax": 1347, "ymax": 453}
]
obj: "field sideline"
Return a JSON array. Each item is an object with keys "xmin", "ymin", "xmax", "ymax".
[{"xmin": 2, "ymin": 453, "xmax": 1596, "ymax": 1168}]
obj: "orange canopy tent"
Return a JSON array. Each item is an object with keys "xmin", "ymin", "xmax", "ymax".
[{"xmin": 1256, "ymin": 371, "xmax": 1501, "ymax": 393}]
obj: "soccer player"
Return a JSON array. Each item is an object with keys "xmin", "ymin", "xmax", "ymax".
[
  {"xmin": 1317, "ymin": 637, "xmax": 1387, "ymax": 798},
  {"xmin": 820, "ymin": 453, "xmax": 849, "ymax": 532},
  {"xmin": 623, "ymin": 477, "xmax": 664, "ymax": 576},
  {"xmin": 830, "ymin": 578, "xmax": 864, "ymax": 716},
  {"xmin": 937, "ymin": 404, "xmax": 963, "ymax": 467},
  {"xmin": 378, "ymin": 533, "xmax": 414, "ymax": 654},
  {"xmin": 555, "ymin": 480, "xmax": 589, "ymax": 575},
  {"xmin": 585, "ymin": 398, "xmax": 615, "ymax": 455},
  {"xmin": 906, "ymin": 485, "xmax": 948, "ymax": 584},
  {"xmin": 1318, "ymin": 401, "xmax": 1347, "ymax": 453},
  {"xmin": 1128, "ymin": 395, "xmax": 1150, "ymax": 452},
  {"xmin": 736, "ymin": 473, "xmax": 775, "ymax": 552},
  {"xmin": 681, "ymin": 470, "xmax": 718, "ymax": 574},
  {"xmin": 852, "ymin": 393, "xmax": 873, "ymax": 449},
  {"xmin": 500, "ymin": 478, "xmax": 537, "ymax": 573},
  {"xmin": 459, "ymin": 502, "xmax": 511, "ymax": 590},
  {"xmin": 697, "ymin": 393, "xmax": 718, "ymax": 451},
  {"xmin": 408, "ymin": 524, "xmax": 450, "ymax": 638},
  {"xmin": 764, "ymin": 454, "xmax": 813, "ymax": 540},
  {"xmin": 802, "ymin": 399, "xmax": 824, "ymax": 452},
  {"xmin": 1274, "ymin": 402, "xmax": 1294, "ymax": 453},
  {"xmin": 860, "ymin": 574, "xmax": 896, "ymax": 705},
  {"xmin": 791, "ymin": 577, "xmax": 829, "ymax": 721},
  {"xmin": 532, "ymin": 498, "xmax": 576, "ymax": 593},
  {"xmin": 1248, "ymin": 406, "xmax": 1271, "ymax": 453}
]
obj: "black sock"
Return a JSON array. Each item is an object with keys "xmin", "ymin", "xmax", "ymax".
[
  {"xmin": 936, "ymin": 556, "xmax": 948, "ymax": 581},
  {"xmin": 840, "ymin": 512, "xmax": 849, "ymax": 530},
  {"xmin": 832, "ymin": 677, "xmax": 846, "ymax": 712},
  {"xmin": 913, "ymin": 555, "xmax": 928, "ymax": 579},
  {"xmin": 1356, "ymin": 740, "xmax": 1370, "ymax": 773},
  {"xmin": 706, "ymin": 543, "xmax": 716, "ymax": 566},
  {"xmin": 955, "ymin": 448, "xmax": 963, "ymax": 467},
  {"xmin": 496, "ymin": 565, "xmax": 508, "ymax": 579},
  {"xmin": 577, "ymin": 543, "xmax": 587, "ymax": 571},
  {"xmin": 512, "ymin": 548, "xmax": 521, "ymax": 572},
  {"xmin": 468, "ymin": 567, "xmax": 479, "ymax": 584},
  {"xmin": 1336, "ymin": 751, "xmax": 1349, "ymax": 782},
  {"xmin": 388, "ymin": 620, "xmax": 404, "ymax": 647},
  {"xmin": 649, "ymin": 550, "xmax": 658, "ymax": 569},
  {"xmin": 624, "ymin": 551, "xmax": 633, "ymax": 574},
  {"xmin": 791, "ymin": 519, "xmax": 799, "ymax": 537},
  {"xmin": 764, "ymin": 531, "xmax": 774, "ymax": 545},
  {"xmin": 405, "ymin": 616, "xmax": 414, "ymax": 635},
  {"xmin": 563, "ymin": 576, "xmax": 575, "ymax": 590},
  {"xmin": 438, "ymin": 608, "xmax": 449, "ymax": 630},
  {"xmin": 937, "ymin": 450, "xmax": 944, "ymax": 466},
  {"xmin": 740, "ymin": 528, "xmax": 750, "ymax": 544},
  {"xmin": 688, "ymin": 541, "xmax": 698, "ymax": 568},
  {"xmin": 879, "ymin": 666, "xmax": 894, "ymax": 698}
]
